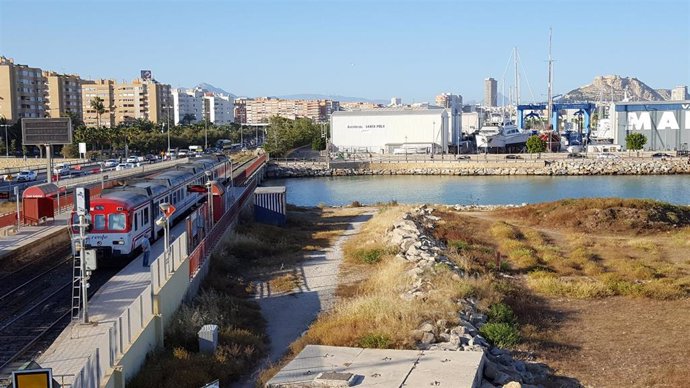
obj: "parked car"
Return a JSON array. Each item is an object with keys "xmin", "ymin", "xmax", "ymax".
[
  {"xmin": 126, "ymin": 156, "xmax": 139, "ymax": 164},
  {"xmin": 567, "ymin": 153, "xmax": 586, "ymax": 159},
  {"xmin": 652, "ymin": 153, "xmax": 672, "ymax": 158},
  {"xmin": 15, "ymin": 170, "xmax": 38, "ymax": 182},
  {"xmin": 597, "ymin": 152, "xmax": 619, "ymax": 159},
  {"xmin": 457, "ymin": 155, "xmax": 471, "ymax": 160},
  {"xmin": 177, "ymin": 150, "xmax": 189, "ymax": 157},
  {"xmin": 505, "ymin": 154, "xmax": 522, "ymax": 160},
  {"xmin": 103, "ymin": 159, "xmax": 119, "ymax": 168},
  {"xmin": 53, "ymin": 164, "xmax": 71, "ymax": 175},
  {"xmin": 115, "ymin": 163, "xmax": 136, "ymax": 171},
  {"xmin": 144, "ymin": 154, "xmax": 157, "ymax": 163}
]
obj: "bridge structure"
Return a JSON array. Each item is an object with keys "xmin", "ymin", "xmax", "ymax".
[{"xmin": 517, "ymin": 102, "xmax": 597, "ymax": 133}]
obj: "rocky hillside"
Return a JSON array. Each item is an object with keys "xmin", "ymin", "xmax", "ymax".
[{"xmin": 561, "ymin": 75, "xmax": 667, "ymax": 102}]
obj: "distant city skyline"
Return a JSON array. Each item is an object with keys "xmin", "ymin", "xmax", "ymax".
[{"xmin": 0, "ymin": 0, "xmax": 688, "ymax": 103}]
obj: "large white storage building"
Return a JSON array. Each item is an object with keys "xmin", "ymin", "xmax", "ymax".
[{"xmin": 330, "ymin": 108, "xmax": 449, "ymax": 154}]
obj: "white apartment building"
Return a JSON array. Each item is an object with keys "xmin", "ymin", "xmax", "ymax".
[
  {"xmin": 172, "ymin": 88, "xmax": 204, "ymax": 124},
  {"xmin": 203, "ymin": 93, "xmax": 234, "ymax": 125}
]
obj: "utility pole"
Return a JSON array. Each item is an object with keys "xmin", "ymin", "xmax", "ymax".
[
  {"xmin": 204, "ymin": 100, "xmax": 209, "ymax": 150},
  {"xmin": 547, "ymin": 27, "xmax": 554, "ymax": 136}
]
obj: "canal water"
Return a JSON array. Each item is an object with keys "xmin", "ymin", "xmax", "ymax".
[{"xmin": 264, "ymin": 175, "xmax": 690, "ymax": 206}]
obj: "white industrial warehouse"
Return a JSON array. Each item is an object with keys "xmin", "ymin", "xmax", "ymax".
[{"xmin": 330, "ymin": 107, "xmax": 449, "ymax": 154}]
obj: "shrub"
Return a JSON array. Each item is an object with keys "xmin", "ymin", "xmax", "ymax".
[
  {"xmin": 449, "ymin": 240, "xmax": 470, "ymax": 251},
  {"xmin": 355, "ymin": 248, "xmax": 385, "ymax": 264},
  {"xmin": 350, "ymin": 200, "xmax": 363, "ymax": 208},
  {"xmin": 358, "ymin": 333, "xmax": 391, "ymax": 349},
  {"xmin": 479, "ymin": 322, "xmax": 520, "ymax": 348},
  {"xmin": 487, "ymin": 303, "xmax": 517, "ymax": 325},
  {"xmin": 526, "ymin": 135, "xmax": 547, "ymax": 153}
]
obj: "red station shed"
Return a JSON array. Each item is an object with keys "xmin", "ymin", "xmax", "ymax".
[
  {"xmin": 22, "ymin": 183, "xmax": 59, "ymax": 224},
  {"xmin": 210, "ymin": 181, "xmax": 225, "ymax": 223}
]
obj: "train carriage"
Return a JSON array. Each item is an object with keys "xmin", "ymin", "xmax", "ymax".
[{"xmin": 72, "ymin": 155, "xmax": 233, "ymax": 259}]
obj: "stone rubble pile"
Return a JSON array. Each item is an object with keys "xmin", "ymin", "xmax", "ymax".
[
  {"xmin": 267, "ymin": 158, "xmax": 690, "ymax": 177},
  {"xmin": 386, "ymin": 205, "xmax": 552, "ymax": 388}
]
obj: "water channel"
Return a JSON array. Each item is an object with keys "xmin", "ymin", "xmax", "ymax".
[{"xmin": 264, "ymin": 175, "xmax": 690, "ymax": 206}]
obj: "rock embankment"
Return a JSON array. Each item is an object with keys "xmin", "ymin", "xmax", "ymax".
[
  {"xmin": 267, "ymin": 158, "xmax": 690, "ymax": 177},
  {"xmin": 386, "ymin": 205, "xmax": 552, "ymax": 388}
]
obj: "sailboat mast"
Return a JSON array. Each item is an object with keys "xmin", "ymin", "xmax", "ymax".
[
  {"xmin": 514, "ymin": 47, "xmax": 520, "ymax": 106},
  {"xmin": 547, "ymin": 28, "xmax": 554, "ymax": 131}
]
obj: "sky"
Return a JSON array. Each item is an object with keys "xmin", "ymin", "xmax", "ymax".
[{"xmin": 1, "ymin": 0, "xmax": 688, "ymax": 103}]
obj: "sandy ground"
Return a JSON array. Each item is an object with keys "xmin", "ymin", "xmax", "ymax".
[{"xmin": 232, "ymin": 212, "xmax": 373, "ymax": 386}]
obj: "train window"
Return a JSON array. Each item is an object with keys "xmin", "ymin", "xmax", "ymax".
[
  {"xmin": 109, "ymin": 214, "xmax": 126, "ymax": 231},
  {"xmin": 143, "ymin": 208, "xmax": 149, "ymax": 225},
  {"xmin": 93, "ymin": 214, "xmax": 106, "ymax": 230},
  {"xmin": 172, "ymin": 192, "xmax": 177, "ymax": 204},
  {"xmin": 134, "ymin": 212, "xmax": 139, "ymax": 231}
]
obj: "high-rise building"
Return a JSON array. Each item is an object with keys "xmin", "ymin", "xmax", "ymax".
[
  {"xmin": 243, "ymin": 97, "xmax": 338, "ymax": 125},
  {"xmin": 484, "ymin": 78, "xmax": 497, "ymax": 107},
  {"xmin": 203, "ymin": 93, "xmax": 234, "ymax": 125},
  {"xmin": 81, "ymin": 79, "xmax": 116, "ymax": 128},
  {"xmin": 390, "ymin": 97, "xmax": 402, "ymax": 106},
  {"xmin": 435, "ymin": 93, "xmax": 463, "ymax": 145},
  {"xmin": 234, "ymin": 98, "xmax": 248, "ymax": 124},
  {"xmin": 0, "ymin": 56, "xmax": 47, "ymax": 122},
  {"xmin": 671, "ymin": 86, "xmax": 688, "ymax": 101},
  {"xmin": 44, "ymin": 71, "xmax": 83, "ymax": 120},
  {"xmin": 172, "ymin": 88, "xmax": 204, "ymax": 124}
]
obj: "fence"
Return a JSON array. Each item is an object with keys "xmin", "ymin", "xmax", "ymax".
[{"xmin": 63, "ymin": 156, "xmax": 264, "ymax": 388}]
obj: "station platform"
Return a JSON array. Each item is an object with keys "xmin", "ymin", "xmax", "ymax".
[
  {"xmin": 0, "ymin": 212, "xmax": 71, "ymax": 261},
  {"xmin": 37, "ymin": 215, "xmax": 190, "ymax": 385}
]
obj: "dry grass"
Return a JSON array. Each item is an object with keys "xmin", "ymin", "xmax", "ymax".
[
  {"xmin": 437, "ymin": 199, "xmax": 690, "ymax": 386},
  {"xmin": 259, "ymin": 205, "xmax": 505, "ymax": 384},
  {"xmin": 267, "ymin": 273, "xmax": 301, "ymax": 294}
]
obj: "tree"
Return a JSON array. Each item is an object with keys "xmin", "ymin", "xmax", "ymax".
[
  {"xmin": 62, "ymin": 143, "xmax": 79, "ymax": 158},
  {"xmin": 10, "ymin": 139, "xmax": 17, "ymax": 154},
  {"xmin": 626, "ymin": 133, "xmax": 647, "ymax": 152},
  {"xmin": 90, "ymin": 97, "xmax": 106, "ymax": 128},
  {"xmin": 526, "ymin": 135, "xmax": 546, "ymax": 154}
]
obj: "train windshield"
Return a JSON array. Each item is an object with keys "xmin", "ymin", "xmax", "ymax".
[
  {"xmin": 93, "ymin": 214, "xmax": 106, "ymax": 230},
  {"xmin": 108, "ymin": 213, "xmax": 126, "ymax": 231}
]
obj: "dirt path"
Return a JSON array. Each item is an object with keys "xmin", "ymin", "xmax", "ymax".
[{"xmin": 232, "ymin": 212, "xmax": 373, "ymax": 386}]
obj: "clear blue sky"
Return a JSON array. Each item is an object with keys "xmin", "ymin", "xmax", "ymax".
[{"xmin": 1, "ymin": 0, "xmax": 688, "ymax": 103}]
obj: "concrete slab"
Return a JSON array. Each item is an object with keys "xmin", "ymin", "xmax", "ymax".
[
  {"xmin": 266, "ymin": 345, "xmax": 485, "ymax": 388},
  {"xmin": 0, "ymin": 213, "xmax": 70, "ymax": 260}
]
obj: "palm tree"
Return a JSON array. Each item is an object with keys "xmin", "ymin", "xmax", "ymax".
[{"xmin": 90, "ymin": 97, "xmax": 105, "ymax": 128}]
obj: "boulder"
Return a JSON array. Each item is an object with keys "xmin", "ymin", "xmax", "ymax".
[
  {"xmin": 502, "ymin": 382, "xmax": 522, "ymax": 388},
  {"xmin": 419, "ymin": 322, "xmax": 435, "ymax": 333}
]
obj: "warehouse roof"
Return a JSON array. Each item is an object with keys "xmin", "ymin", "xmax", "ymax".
[{"xmin": 332, "ymin": 107, "xmax": 447, "ymax": 117}]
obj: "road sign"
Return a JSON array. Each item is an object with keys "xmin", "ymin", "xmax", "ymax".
[
  {"xmin": 160, "ymin": 203, "xmax": 176, "ymax": 219},
  {"xmin": 21, "ymin": 118, "xmax": 72, "ymax": 145},
  {"xmin": 78, "ymin": 142, "xmax": 87, "ymax": 155},
  {"xmin": 12, "ymin": 368, "xmax": 53, "ymax": 388}
]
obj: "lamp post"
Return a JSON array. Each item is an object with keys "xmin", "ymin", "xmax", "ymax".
[
  {"xmin": 205, "ymin": 171, "xmax": 213, "ymax": 228},
  {"xmin": 157, "ymin": 202, "xmax": 172, "ymax": 273},
  {"xmin": 432, "ymin": 121, "xmax": 436, "ymax": 156},
  {"xmin": 163, "ymin": 104, "xmax": 173, "ymax": 156},
  {"xmin": 203, "ymin": 100, "xmax": 209, "ymax": 150}
]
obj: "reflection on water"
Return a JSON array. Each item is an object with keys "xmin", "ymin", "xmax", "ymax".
[{"xmin": 264, "ymin": 175, "xmax": 690, "ymax": 206}]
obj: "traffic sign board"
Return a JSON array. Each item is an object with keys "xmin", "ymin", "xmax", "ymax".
[{"xmin": 12, "ymin": 368, "xmax": 53, "ymax": 388}]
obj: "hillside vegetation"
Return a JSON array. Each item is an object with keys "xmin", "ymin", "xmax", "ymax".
[{"xmin": 496, "ymin": 198, "xmax": 690, "ymax": 235}]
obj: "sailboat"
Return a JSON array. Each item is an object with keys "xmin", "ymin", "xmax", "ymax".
[{"xmin": 476, "ymin": 48, "xmax": 531, "ymax": 153}]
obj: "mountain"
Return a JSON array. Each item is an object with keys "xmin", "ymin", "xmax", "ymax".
[
  {"xmin": 275, "ymin": 93, "xmax": 387, "ymax": 104},
  {"xmin": 195, "ymin": 83, "xmax": 236, "ymax": 98},
  {"xmin": 560, "ymin": 75, "xmax": 667, "ymax": 102}
]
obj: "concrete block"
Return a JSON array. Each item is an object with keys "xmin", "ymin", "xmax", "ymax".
[{"xmin": 198, "ymin": 324, "xmax": 218, "ymax": 354}]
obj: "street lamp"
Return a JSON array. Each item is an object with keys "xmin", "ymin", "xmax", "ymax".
[
  {"xmin": 156, "ymin": 202, "xmax": 172, "ymax": 273},
  {"xmin": 163, "ymin": 104, "xmax": 173, "ymax": 156},
  {"xmin": 205, "ymin": 170, "xmax": 213, "ymax": 228},
  {"xmin": 203, "ymin": 100, "xmax": 209, "ymax": 150}
]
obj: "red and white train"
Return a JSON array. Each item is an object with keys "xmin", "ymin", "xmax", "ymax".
[{"xmin": 71, "ymin": 155, "xmax": 234, "ymax": 257}]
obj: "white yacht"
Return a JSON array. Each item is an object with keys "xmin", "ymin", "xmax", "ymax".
[{"xmin": 476, "ymin": 122, "xmax": 531, "ymax": 152}]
